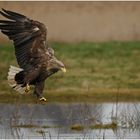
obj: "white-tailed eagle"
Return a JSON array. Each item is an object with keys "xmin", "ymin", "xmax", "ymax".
[{"xmin": 0, "ymin": 9, "xmax": 66, "ymax": 101}]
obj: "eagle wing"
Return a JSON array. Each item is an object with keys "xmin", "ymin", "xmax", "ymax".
[{"xmin": 0, "ymin": 8, "xmax": 48, "ymax": 69}]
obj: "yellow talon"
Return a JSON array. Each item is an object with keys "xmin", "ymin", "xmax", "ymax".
[
  {"xmin": 25, "ymin": 84, "xmax": 30, "ymax": 93},
  {"xmin": 39, "ymin": 97, "xmax": 47, "ymax": 102}
]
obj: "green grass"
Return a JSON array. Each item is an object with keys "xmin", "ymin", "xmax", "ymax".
[
  {"xmin": 1, "ymin": 41, "xmax": 140, "ymax": 103},
  {"xmin": 50, "ymin": 41, "xmax": 140, "ymax": 89}
]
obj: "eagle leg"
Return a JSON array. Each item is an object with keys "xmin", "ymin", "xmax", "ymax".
[
  {"xmin": 34, "ymin": 81, "xmax": 46, "ymax": 101},
  {"xmin": 25, "ymin": 83, "xmax": 30, "ymax": 93},
  {"xmin": 23, "ymin": 69, "xmax": 40, "ymax": 94}
]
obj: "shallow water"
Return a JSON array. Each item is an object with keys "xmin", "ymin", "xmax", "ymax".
[{"xmin": 0, "ymin": 102, "xmax": 140, "ymax": 139}]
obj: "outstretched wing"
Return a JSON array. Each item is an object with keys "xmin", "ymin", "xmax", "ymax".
[{"xmin": 0, "ymin": 8, "xmax": 47, "ymax": 69}]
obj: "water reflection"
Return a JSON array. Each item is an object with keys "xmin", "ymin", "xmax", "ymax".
[{"xmin": 0, "ymin": 102, "xmax": 139, "ymax": 138}]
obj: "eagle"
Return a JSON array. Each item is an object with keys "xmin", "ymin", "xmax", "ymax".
[{"xmin": 0, "ymin": 9, "xmax": 66, "ymax": 101}]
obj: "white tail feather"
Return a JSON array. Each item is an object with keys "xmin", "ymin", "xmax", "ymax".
[{"xmin": 7, "ymin": 65, "xmax": 25, "ymax": 94}]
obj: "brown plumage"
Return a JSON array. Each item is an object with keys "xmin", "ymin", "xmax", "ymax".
[{"xmin": 0, "ymin": 9, "xmax": 66, "ymax": 101}]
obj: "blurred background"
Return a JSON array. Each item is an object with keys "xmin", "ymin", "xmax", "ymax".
[{"xmin": 1, "ymin": 1, "xmax": 140, "ymax": 42}]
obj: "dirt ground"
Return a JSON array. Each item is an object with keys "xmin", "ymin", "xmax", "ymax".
[{"xmin": 0, "ymin": 1, "xmax": 140, "ymax": 42}]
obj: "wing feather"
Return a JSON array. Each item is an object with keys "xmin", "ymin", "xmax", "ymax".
[
  {"xmin": 0, "ymin": 9, "xmax": 47, "ymax": 69},
  {"xmin": 2, "ymin": 8, "xmax": 26, "ymax": 18},
  {"xmin": 0, "ymin": 8, "xmax": 28, "ymax": 22}
]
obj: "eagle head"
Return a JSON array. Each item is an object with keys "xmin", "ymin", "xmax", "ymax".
[{"xmin": 48, "ymin": 57, "xmax": 66, "ymax": 73}]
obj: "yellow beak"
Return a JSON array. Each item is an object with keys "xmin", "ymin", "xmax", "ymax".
[{"xmin": 61, "ymin": 67, "xmax": 66, "ymax": 73}]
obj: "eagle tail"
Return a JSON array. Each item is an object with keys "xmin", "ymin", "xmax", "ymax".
[{"xmin": 7, "ymin": 65, "xmax": 25, "ymax": 94}]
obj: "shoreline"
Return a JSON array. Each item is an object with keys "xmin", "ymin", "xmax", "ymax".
[{"xmin": 0, "ymin": 88, "xmax": 140, "ymax": 103}]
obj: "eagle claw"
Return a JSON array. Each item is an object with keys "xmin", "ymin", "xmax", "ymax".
[
  {"xmin": 25, "ymin": 84, "xmax": 30, "ymax": 93},
  {"xmin": 39, "ymin": 97, "xmax": 47, "ymax": 102}
]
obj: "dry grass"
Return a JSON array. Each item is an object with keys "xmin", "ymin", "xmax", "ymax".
[
  {"xmin": 90, "ymin": 122, "xmax": 117, "ymax": 130},
  {"xmin": 70, "ymin": 124, "xmax": 84, "ymax": 131}
]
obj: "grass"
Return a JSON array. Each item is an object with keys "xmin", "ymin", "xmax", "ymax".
[
  {"xmin": 90, "ymin": 122, "xmax": 117, "ymax": 130},
  {"xmin": 70, "ymin": 124, "xmax": 84, "ymax": 131},
  {"xmin": 12, "ymin": 123, "xmax": 51, "ymax": 129},
  {"xmin": 1, "ymin": 41, "xmax": 140, "ymax": 103},
  {"xmin": 70, "ymin": 122, "xmax": 117, "ymax": 131},
  {"xmin": 12, "ymin": 124, "xmax": 39, "ymax": 128},
  {"xmin": 12, "ymin": 122, "xmax": 117, "ymax": 131}
]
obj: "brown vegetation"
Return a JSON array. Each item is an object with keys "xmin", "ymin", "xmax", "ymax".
[{"xmin": 0, "ymin": 2, "xmax": 140, "ymax": 42}]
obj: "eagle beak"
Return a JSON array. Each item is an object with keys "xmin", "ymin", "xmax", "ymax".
[{"xmin": 61, "ymin": 67, "xmax": 66, "ymax": 73}]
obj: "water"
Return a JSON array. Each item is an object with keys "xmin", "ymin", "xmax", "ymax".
[{"xmin": 0, "ymin": 102, "xmax": 140, "ymax": 139}]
